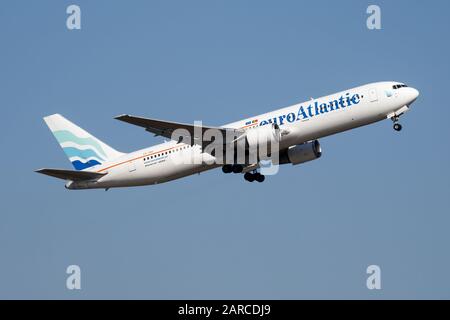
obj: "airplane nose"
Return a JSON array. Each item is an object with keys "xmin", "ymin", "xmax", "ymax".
[{"xmin": 407, "ymin": 87, "xmax": 420, "ymax": 104}]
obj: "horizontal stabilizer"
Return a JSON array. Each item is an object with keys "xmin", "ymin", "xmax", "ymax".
[{"xmin": 35, "ymin": 168, "xmax": 107, "ymax": 181}]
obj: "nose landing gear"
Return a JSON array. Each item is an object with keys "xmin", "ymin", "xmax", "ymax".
[{"xmin": 392, "ymin": 116, "xmax": 403, "ymax": 132}]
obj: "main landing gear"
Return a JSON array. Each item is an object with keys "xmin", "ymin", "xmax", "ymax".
[
  {"xmin": 222, "ymin": 165, "xmax": 265, "ymax": 183},
  {"xmin": 244, "ymin": 171, "xmax": 265, "ymax": 183},
  {"xmin": 392, "ymin": 116, "xmax": 403, "ymax": 132},
  {"xmin": 222, "ymin": 164, "xmax": 243, "ymax": 174}
]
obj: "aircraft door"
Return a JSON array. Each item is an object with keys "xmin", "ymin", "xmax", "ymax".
[
  {"xmin": 368, "ymin": 88, "xmax": 378, "ymax": 102},
  {"xmin": 128, "ymin": 160, "xmax": 136, "ymax": 173}
]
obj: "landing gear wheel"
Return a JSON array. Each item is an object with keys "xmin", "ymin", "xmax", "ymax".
[
  {"xmin": 222, "ymin": 165, "xmax": 233, "ymax": 174},
  {"xmin": 255, "ymin": 173, "xmax": 265, "ymax": 183},
  {"xmin": 232, "ymin": 164, "xmax": 243, "ymax": 174},
  {"xmin": 244, "ymin": 172, "xmax": 255, "ymax": 182},
  {"xmin": 393, "ymin": 123, "xmax": 402, "ymax": 132}
]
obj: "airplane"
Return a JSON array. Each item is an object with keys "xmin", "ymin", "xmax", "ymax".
[{"xmin": 36, "ymin": 81, "xmax": 419, "ymax": 190}]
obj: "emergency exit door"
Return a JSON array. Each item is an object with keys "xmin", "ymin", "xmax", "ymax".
[
  {"xmin": 368, "ymin": 88, "xmax": 378, "ymax": 102},
  {"xmin": 128, "ymin": 161, "xmax": 136, "ymax": 173}
]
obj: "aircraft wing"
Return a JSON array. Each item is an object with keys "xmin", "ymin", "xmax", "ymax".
[
  {"xmin": 115, "ymin": 114, "xmax": 242, "ymax": 146},
  {"xmin": 35, "ymin": 168, "xmax": 107, "ymax": 181}
]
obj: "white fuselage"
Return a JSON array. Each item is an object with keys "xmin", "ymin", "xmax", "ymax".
[{"xmin": 66, "ymin": 81, "xmax": 419, "ymax": 189}]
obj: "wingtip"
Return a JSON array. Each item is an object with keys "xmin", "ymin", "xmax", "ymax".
[{"xmin": 114, "ymin": 114, "xmax": 129, "ymax": 120}]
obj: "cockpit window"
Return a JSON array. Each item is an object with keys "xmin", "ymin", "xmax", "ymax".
[{"xmin": 393, "ymin": 84, "xmax": 408, "ymax": 89}]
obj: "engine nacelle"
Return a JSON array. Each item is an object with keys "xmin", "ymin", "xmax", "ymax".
[
  {"xmin": 280, "ymin": 140, "xmax": 322, "ymax": 165},
  {"xmin": 244, "ymin": 124, "xmax": 281, "ymax": 151}
]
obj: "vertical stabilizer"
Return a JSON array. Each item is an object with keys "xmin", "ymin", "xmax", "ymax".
[{"xmin": 43, "ymin": 114, "xmax": 124, "ymax": 170}]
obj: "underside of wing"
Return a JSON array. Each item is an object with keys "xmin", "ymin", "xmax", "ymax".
[
  {"xmin": 35, "ymin": 168, "xmax": 107, "ymax": 181},
  {"xmin": 114, "ymin": 114, "xmax": 242, "ymax": 147}
]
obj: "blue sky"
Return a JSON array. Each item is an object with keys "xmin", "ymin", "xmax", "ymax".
[{"xmin": 0, "ymin": 0, "xmax": 449, "ymax": 299}]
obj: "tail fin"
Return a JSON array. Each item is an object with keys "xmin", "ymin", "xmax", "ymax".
[{"xmin": 43, "ymin": 114, "xmax": 124, "ymax": 170}]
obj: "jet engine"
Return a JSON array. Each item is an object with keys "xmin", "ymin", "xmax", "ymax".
[{"xmin": 279, "ymin": 140, "xmax": 322, "ymax": 165}]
